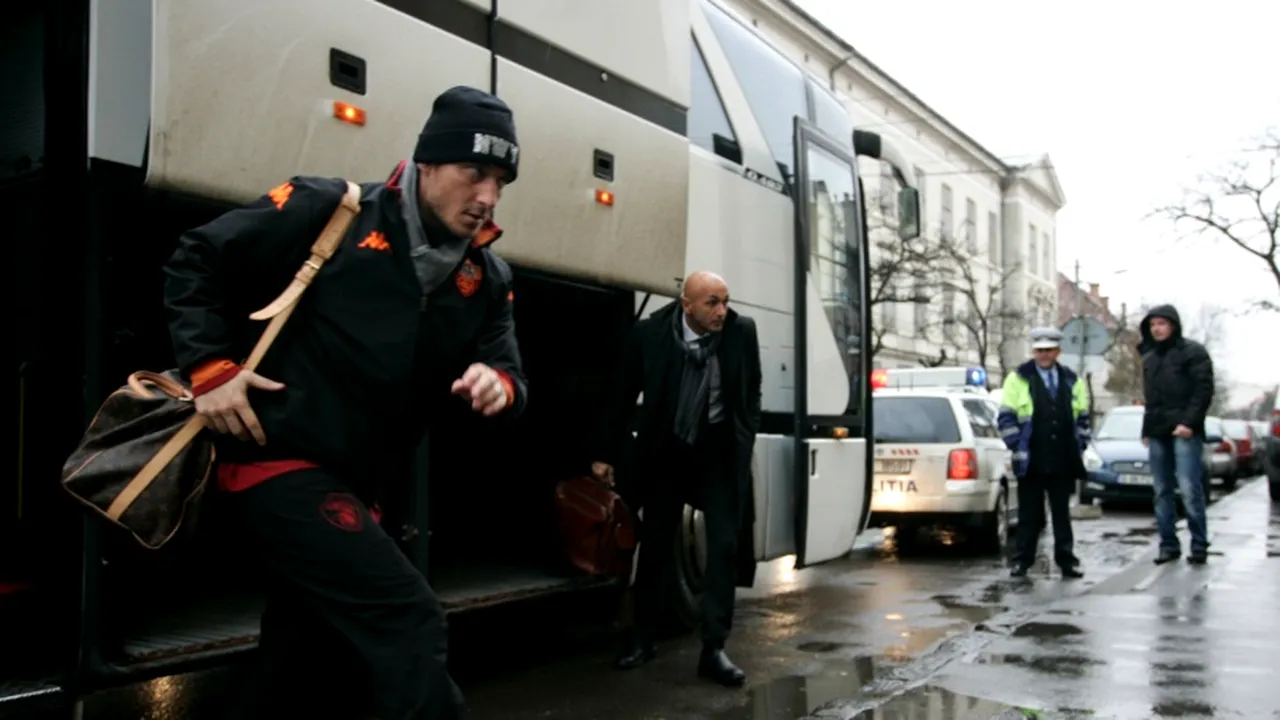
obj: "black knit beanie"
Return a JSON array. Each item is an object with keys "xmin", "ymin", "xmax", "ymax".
[{"xmin": 413, "ymin": 86, "xmax": 520, "ymax": 182}]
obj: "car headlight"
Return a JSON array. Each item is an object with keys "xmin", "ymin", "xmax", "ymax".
[{"xmin": 1082, "ymin": 446, "xmax": 1104, "ymax": 472}]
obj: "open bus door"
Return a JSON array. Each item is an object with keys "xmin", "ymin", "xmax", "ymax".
[{"xmin": 789, "ymin": 116, "xmax": 868, "ymax": 569}]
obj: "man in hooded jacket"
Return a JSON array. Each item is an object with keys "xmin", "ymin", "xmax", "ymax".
[
  {"xmin": 1138, "ymin": 304, "xmax": 1215, "ymax": 565},
  {"xmin": 163, "ymin": 86, "xmax": 527, "ymax": 719}
]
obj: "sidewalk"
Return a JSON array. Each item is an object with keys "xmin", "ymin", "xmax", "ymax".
[{"xmin": 905, "ymin": 478, "xmax": 1279, "ymax": 719}]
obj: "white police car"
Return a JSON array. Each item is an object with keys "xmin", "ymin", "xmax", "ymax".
[{"xmin": 869, "ymin": 366, "xmax": 1018, "ymax": 552}]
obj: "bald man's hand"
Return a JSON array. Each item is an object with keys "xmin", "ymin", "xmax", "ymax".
[{"xmin": 590, "ymin": 462, "xmax": 615, "ymax": 488}]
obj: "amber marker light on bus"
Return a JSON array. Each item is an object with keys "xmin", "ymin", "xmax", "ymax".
[
  {"xmin": 333, "ymin": 101, "xmax": 367, "ymax": 126},
  {"xmin": 595, "ymin": 189, "xmax": 615, "ymax": 206},
  {"xmin": 831, "ymin": 427, "xmax": 850, "ymax": 439}
]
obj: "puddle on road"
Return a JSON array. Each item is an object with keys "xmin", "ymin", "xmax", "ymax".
[
  {"xmin": 712, "ymin": 672, "xmax": 1032, "ymax": 720},
  {"xmin": 1010, "ymin": 622, "xmax": 1085, "ymax": 640},
  {"xmin": 973, "ymin": 651, "xmax": 1106, "ymax": 678}
]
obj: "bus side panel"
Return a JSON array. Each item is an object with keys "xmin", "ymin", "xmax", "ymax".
[
  {"xmin": 492, "ymin": 58, "xmax": 688, "ymax": 294},
  {"xmin": 146, "ymin": 0, "xmax": 490, "ymax": 202},
  {"xmin": 497, "ymin": 0, "xmax": 690, "ymax": 109},
  {"xmin": 752, "ymin": 434, "xmax": 796, "ymax": 561}
]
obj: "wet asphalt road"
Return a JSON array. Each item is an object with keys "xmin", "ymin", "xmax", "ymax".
[{"xmin": 5, "ymin": 478, "xmax": 1273, "ymax": 720}]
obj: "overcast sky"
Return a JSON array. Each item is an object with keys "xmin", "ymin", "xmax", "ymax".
[{"xmin": 796, "ymin": 0, "xmax": 1279, "ymax": 405}]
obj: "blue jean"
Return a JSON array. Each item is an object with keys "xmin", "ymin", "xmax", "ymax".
[{"xmin": 1148, "ymin": 435, "xmax": 1209, "ymax": 554}]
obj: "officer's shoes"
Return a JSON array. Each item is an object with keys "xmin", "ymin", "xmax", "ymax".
[
  {"xmin": 1059, "ymin": 565, "xmax": 1084, "ymax": 579},
  {"xmin": 698, "ymin": 646, "xmax": 746, "ymax": 687},
  {"xmin": 1010, "ymin": 565, "xmax": 1031, "ymax": 578}
]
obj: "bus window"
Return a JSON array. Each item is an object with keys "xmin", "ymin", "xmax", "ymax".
[
  {"xmin": 808, "ymin": 79, "xmax": 853, "ymax": 150},
  {"xmin": 804, "ymin": 142, "xmax": 864, "ymax": 415},
  {"xmin": 690, "ymin": 36, "xmax": 739, "ymax": 160},
  {"xmin": 703, "ymin": 2, "xmax": 807, "ymax": 176}
]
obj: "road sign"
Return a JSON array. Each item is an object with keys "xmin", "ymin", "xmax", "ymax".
[{"xmin": 1060, "ymin": 316, "xmax": 1112, "ymax": 358}]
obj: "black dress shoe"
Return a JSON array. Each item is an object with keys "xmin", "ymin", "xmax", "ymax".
[
  {"xmin": 1154, "ymin": 550, "xmax": 1181, "ymax": 565},
  {"xmin": 1010, "ymin": 565, "xmax": 1031, "ymax": 578},
  {"xmin": 698, "ymin": 647, "xmax": 746, "ymax": 687},
  {"xmin": 1060, "ymin": 565, "xmax": 1084, "ymax": 579},
  {"xmin": 1187, "ymin": 552, "xmax": 1207, "ymax": 565},
  {"xmin": 615, "ymin": 640, "xmax": 656, "ymax": 670}
]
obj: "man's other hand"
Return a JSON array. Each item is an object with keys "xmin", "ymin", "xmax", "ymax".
[
  {"xmin": 452, "ymin": 363, "xmax": 508, "ymax": 416},
  {"xmin": 194, "ymin": 370, "xmax": 285, "ymax": 445},
  {"xmin": 1173, "ymin": 424, "xmax": 1193, "ymax": 439},
  {"xmin": 590, "ymin": 462, "xmax": 615, "ymax": 488}
]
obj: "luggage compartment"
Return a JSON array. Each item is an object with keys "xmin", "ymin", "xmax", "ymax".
[{"xmin": 427, "ymin": 270, "xmax": 639, "ymax": 609}]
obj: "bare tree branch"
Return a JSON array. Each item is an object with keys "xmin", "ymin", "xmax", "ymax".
[
  {"xmin": 866, "ymin": 218, "xmax": 952, "ymax": 357},
  {"xmin": 926, "ymin": 233, "xmax": 1026, "ymax": 379},
  {"xmin": 1152, "ymin": 127, "xmax": 1280, "ymax": 308}
]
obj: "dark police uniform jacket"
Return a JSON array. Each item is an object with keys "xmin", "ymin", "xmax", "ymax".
[{"xmin": 163, "ymin": 161, "xmax": 528, "ymax": 486}]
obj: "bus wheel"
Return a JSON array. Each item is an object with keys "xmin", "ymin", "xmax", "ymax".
[{"xmin": 665, "ymin": 503, "xmax": 707, "ymax": 632}]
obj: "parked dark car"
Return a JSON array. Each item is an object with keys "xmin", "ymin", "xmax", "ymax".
[
  {"xmin": 1222, "ymin": 418, "xmax": 1263, "ymax": 481},
  {"xmin": 1266, "ymin": 388, "xmax": 1280, "ymax": 502}
]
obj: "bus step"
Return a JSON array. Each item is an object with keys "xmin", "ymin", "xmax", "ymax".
[{"xmin": 118, "ymin": 594, "xmax": 264, "ymax": 665}]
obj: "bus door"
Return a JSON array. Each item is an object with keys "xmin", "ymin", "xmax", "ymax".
[{"xmin": 790, "ymin": 116, "xmax": 868, "ymax": 569}]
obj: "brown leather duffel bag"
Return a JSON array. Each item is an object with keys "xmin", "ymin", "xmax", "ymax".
[
  {"xmin": 60, "ymin": 181, "xmax": 363, "ymax": 550},
  {"xmin": 553, "ymin": 476, "xmax": 637, "ymax": 579}
]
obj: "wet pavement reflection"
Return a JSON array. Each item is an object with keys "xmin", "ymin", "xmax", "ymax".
[{"xmin": 5, "ymin": 479, "xmax": 1269, "ymax": 719}]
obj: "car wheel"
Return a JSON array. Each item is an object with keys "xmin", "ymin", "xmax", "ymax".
[
  {"xmin": 1221, "ymin": 474, "xmax": 1238, "ymax": 492},
  {"xmin": 978, "ymin": 488, "xmax": 1009, "ymax": 555},
  {"xmin": 1270, "ymin": 481, "xmax": 1279, "ymax": 503},
  {"xmin": 663, "ymin": 503, "xmax": 705, "ymax": 633}
]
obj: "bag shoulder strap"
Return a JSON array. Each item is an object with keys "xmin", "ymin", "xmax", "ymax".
[
  {"xmin": 103, "ymin": 180, "xmax": 363, "ymax": 524},
  {"xmin": 243, "ymin": 180, "xmax": 363, "ymax": 369}
]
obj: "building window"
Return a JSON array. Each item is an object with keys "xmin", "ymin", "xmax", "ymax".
[
  {"xmin": 942, "ymin": 283, "xmax": 957, "ymax": 342},
  {"xmin": 704, "ymin": 4, "xmax": 808, "ymax": 176},
  {"xmin": 963, "ymin": 197, "xmax": 977, "ymax": 254},
  {"xmin": 940, "ymin": 184, "xmax": 954, "ymax": 239},
  {"xmin": 688, "ymin": 37, "xmax": 738, "ymax": 159},
  {"xmin": 878, "ymin": 162, "xmax": 896, "ymax": 218},
  {"xmin": 1028, "ymin": 223, "xmax": 1038, "ymax": 275},
  {"xmin": 1042, "ymin": 231, "xmax": 1052, "ymax": 278},
  {"xmin": 987, "ymin": 210, "xmax": 999, "ymax": 264},
  {"xmin": 913, "ymin": 279, "xmax": 928, "ymax": 331},
  {"xmin": 914, "ymin": 166, "xmax": 927, "ymax": 223},
  {"xmin": 880, "ymin": 282, "xmax": 897, "ymax": 333}
]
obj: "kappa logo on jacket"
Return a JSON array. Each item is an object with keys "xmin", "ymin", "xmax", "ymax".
[
  {"xmin": 357, "ymin": 231, "xmax": 391, "ymax": 253},
  {"xmin": 455, "ymin": 258, "xmax": 483, "ymax": 297}
]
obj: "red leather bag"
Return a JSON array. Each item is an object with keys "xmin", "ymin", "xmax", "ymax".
[{"xmin": 553, "ymin": 476, "xmax": 637, "ymax": 579}]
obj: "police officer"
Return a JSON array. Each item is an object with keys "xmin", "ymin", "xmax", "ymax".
[
  {"xmin": 163, "ymin": 86, "xmax": 527, "ymax": 719},
  {"xmin": 996, "ymin": 327, "xmax": 1089, "ymax": 579}
]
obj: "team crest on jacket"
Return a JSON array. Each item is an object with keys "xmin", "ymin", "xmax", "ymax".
[
  {"xmin": 320, "ymin": 492, "xmax": 364, "ymax": 532},
  {"xmin": 455, "ymin": 258, "xmax": 483, "ymax": 298}
]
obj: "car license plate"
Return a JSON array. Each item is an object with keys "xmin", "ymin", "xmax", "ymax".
[
  {"xmin": 875, "ymin": 459, "xmax": 913, "ymax": 474},
  {"xmin": 1118, "ymin": 473, "xmax": 1153, "ymax": 486}
]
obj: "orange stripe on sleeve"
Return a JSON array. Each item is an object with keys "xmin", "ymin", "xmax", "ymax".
[
  {"xmin": 191, "ymin": 359, "xmax": 241, "ymax": 397},
  {"xmin": 493, "ymin": 369, "xmax": 516, "ymax": 410}
]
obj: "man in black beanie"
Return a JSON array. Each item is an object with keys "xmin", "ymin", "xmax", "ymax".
[{"xmin": 163, "ymin": 85, "xmax": 526, "ymax": 719}]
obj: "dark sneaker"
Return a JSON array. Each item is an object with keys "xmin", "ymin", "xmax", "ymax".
[
  {"xmin": 1060, "ymin": 565, "xmax": 1084, "ymax": 579},
  {"xmin": 1010, "ymin": 565, "xmax": 1031, "ymax": 578},
  {"xmin": 1187, "ymin": 553, "xmax": 1208, "ymax": 565},
  {"xmin": 1154, "ymin": 550, "xmax": 1181, "ymax": 565}
]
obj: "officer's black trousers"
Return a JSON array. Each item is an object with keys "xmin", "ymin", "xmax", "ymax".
[
  {"xmin": 632, "ymin": 421, "xmax": 740, "ymax": 648},
  {"xmin": 223, "ymin": 467, "xmax": 465, "ymax": 720},
  {"xmin": 1013, "ymin": 471, "xmax": 1077, "ymax": 570}
]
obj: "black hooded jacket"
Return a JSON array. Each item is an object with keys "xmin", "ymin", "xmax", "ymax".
[{"xmin": 1138, "ymin": 304, "xmax": 1215, "ymax": 438}]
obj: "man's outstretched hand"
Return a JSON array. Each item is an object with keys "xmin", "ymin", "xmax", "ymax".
[
  {"xmin": 452, "ymin": 363, "xmax": 509, "ymax": 416},
  {"xmin": 194, "ymin": 370, "xmax": 285, "ymax": 445}
]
